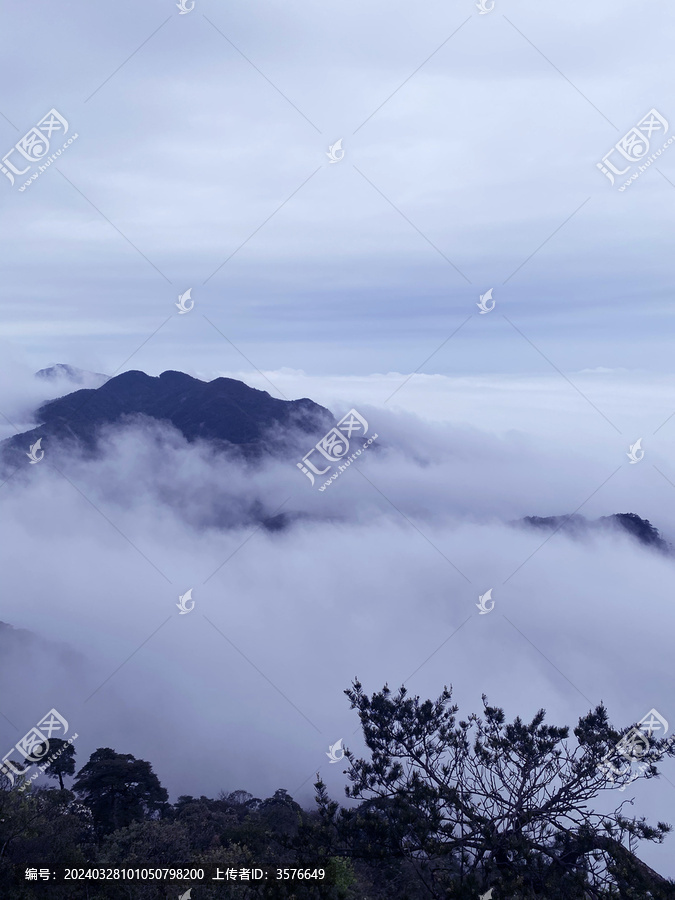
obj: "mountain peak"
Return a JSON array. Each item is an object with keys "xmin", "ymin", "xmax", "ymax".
[
  {"xmin": 4, "ymin": 368, "xmax": 333, "ymax": 462},
  {"xmin": 35, "ymin": 363, "xmax": 109, "ymax": 389}
]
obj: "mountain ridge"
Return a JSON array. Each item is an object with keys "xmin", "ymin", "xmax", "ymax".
[
  {"xmin": 2, "ymin": 369, "xmax": 333, "ymax": 462},
  {"xmin": 520, "ymin": 512, "xmax": 672, "ymax": 554},
  {"xmin": 2, "ymin": 368, "xmax": 671, "ymax": 555}
]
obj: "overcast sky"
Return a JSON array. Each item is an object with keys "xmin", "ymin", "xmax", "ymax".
[
  {"xmin": 2, "ymin": 0, "xmax": 675, "ymax": 879},
  {"xmin": 1, "ymin": 0, "xmax": 674, "ymax": 379}
]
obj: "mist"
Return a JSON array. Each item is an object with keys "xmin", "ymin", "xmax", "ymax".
[{"xmin": 1, "ymin": 368, "xmax": 674, "ymax": 874}]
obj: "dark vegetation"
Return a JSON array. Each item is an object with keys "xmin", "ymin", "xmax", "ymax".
[{"xmin": 2, "ymin": 682, "xmax": 675, "ymax": 898}]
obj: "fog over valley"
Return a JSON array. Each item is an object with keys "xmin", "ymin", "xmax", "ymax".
[
  {"xmin": 3, "ymin": 0, "xmax": 675, "ymax": 890},
  {"xmin": 2, "ymin": 364, "xmax": 675, "ymax": 875}
]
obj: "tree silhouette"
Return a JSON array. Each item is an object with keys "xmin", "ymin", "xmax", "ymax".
[
  {"xmin": 318, "ymin": 680, "xmax": 675, "ymax": 898},
  {"xmin": 41, "ymin": 739, "xmax": 76, "ymax": 790},
  {"xmin": 2, "ymin": 694, "xmax": 675, "ymax": 898},
  {"xmin": 72, "ymin": 748, "xmax": 168, "ymax": 838}
]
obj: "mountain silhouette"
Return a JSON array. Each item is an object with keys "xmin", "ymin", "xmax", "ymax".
[
  {"xmin": 521, "ymin": 512, "xmax": 671, "ymax": 554},
  {"xmin": 2, "ymin": 369, "xmax": 333, "ymax": 463},
  {"xmin": 3, "ymin": 369, "xmax": 670, "ymax": 555}
]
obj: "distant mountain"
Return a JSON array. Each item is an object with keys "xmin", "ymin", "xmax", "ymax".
[
  {"xmin": 35, "ymin": 363, "xmax": 110, "ymax": 389},
  {"xmin": 3, "ymin": 369, "xmax": 333, "ymax": 463},
  {"xmin": 0, "ymin": 620, "xmax": 81, "ymax": 668},
  {"xmin": 4, "ymin": 370, "xmax": 671, "ymax": 555},
  {"xmin": 521, "ymin": 513, "xmax": 672, "ymax": 554},
  {"xmin": 0, "ymin": 621, "xmax": 88, "ymax": 709}
]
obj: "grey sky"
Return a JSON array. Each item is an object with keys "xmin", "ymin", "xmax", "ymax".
[
  {"xmin": 1, "ymin": 0, "xmax": 674, "ymax": 377},
  {"xmin": 2, "ymin": 0, "xmax": 675, "ymax": 879}
]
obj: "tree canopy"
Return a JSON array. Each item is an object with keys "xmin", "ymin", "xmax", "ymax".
[
  {"xmin": 315, "ymin": 680, "xmax": 675, "ymax": 898},
  {"xmin": 1, "ymin": 683, "xmax": 674, "ymax": 898},
  {"xmin": 71, "ymin": 747, "xmax": 168, "ymax": 837}
]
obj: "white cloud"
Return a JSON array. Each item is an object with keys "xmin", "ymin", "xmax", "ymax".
[
  {"xmin": 2, "ymin": 376, "xmax": 675, "ymax": 874},
  {"xmin": 2, "ymin": 0, "xmax": 675, "ymax": 876}
]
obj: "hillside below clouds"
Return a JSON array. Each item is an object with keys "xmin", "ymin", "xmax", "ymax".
[{"xmin": 2, "ymin": 369, "xmax": 333, "ymax": 463}]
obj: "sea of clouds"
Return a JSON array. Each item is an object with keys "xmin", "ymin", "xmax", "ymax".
[{"xmin": 2, "ymin": 362, "xmax": 675, "ymax": 875}]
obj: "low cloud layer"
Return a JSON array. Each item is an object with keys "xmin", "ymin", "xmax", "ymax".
[{"xmin": 1, "ymin": 371, "xmax": 675, "ymax": 874}]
